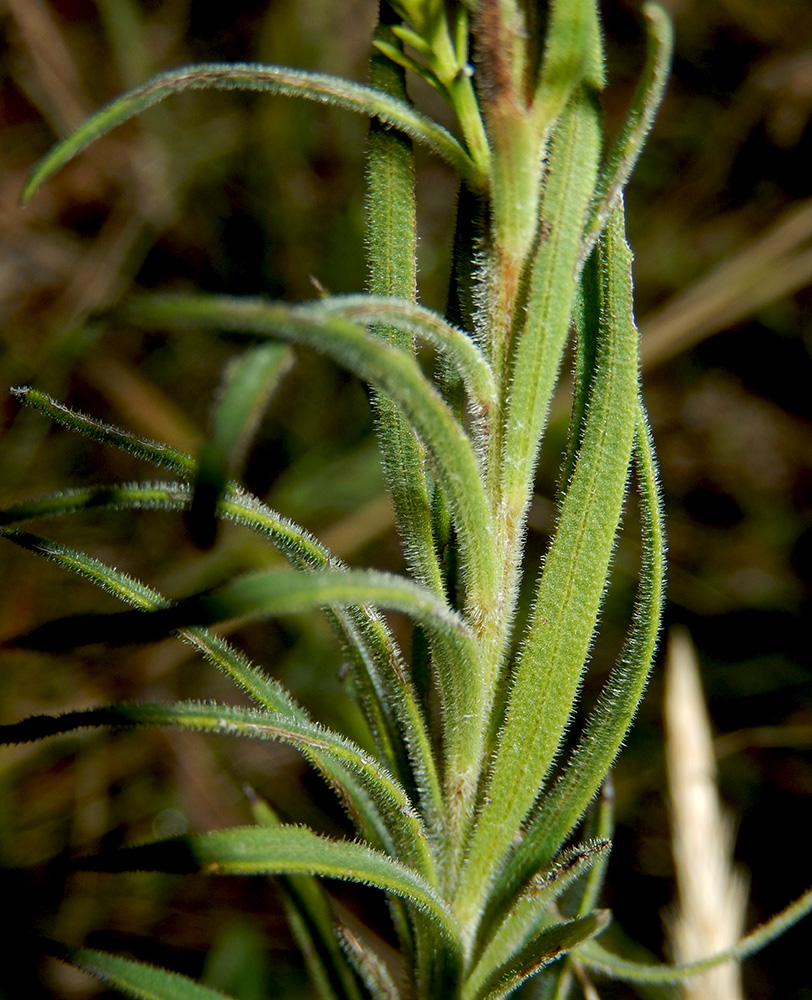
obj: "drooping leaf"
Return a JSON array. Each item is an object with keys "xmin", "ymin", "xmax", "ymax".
[
  {"xmin": 311, "ymin": 296, "xmax": 495, "ymax": 429},
  {"xmin": 42, "ymin": 941, "xmax": 238, "ymax": 1000},
  {"xmin": 577, "ymin": 883, "xmax": 812, "ymax": 984},
  {"xmin": 11, "ymin": 565, "xmax": 472, "ymax": 652},
  {"xmin": 73, "ymin": 825, "xmax": 460, "ymax": 948},
  {"xmin": 22, "ymin": 61, "xmax": 486, "ymax": 203},
  {"xmin": 0, "ymin": 476, "xmax": 443, "ymax": 840},
  {"xmin": 0, "ymin": 528, "xmax": 401, "ymax": 852},
  {"xmin": 0, "ymin": 700, "xmax": 437, "ymax": 882},
  {"xmin": 245, "ymin": 790, "xmax": 367, "ymax": 1000},
  {"xmin": 9, "ymin": 386, "xmax": 196, "ymax": 477},
  {"xmin": 114, "ymin": 294, "xmax": 497, "ymax": 613}
]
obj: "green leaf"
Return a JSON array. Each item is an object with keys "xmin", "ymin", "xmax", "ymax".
[
  {"xmin": 337, "ymin": 926, "xmax": 402, "ymax": 1000},
  {"xmin": 112, "ymin": 292, "xmax": 495, "ymax": 789},
  {"xmin": 498, "ymin": 91, "xmax": 602, "ymax": 570},
  {"xmin": 0, "ymin": 479, "xmax": 443, "ymax": 840},
  {"xmin": 580, "ymin": 3, "xmax": 673, "ymax": 265},
  {"xmin": 312, "ymin": 296, "xmax": 495, "ymax": 433},
  {"xmin": 365, "ymin": 25, "xmax": 442, "ymax": 606},
  {"xmin": 0, "ymin": 700, "xmax": 437, "ymax": 882},
  {"xmin": 21, "ymin": 61, "xmax": 485, "ymax": 202},
  {"xmin": 459, "ymin": 205, "xmax": 638, "ymax": 932},
  {"xmin": 0, "ymin": 528, "xmax": 402, "ymax": 853},
  {"xmin": 115, "ymin": 293, "xmax": 498, "ymax": 618},
  {"xmin": 12, "ymin": 566, "xmax": 472, "ymax": 651},
  {"xmin": 189, "ymin": 342, "xmax": 292, "ymax": 547},
  {"xmin": 464, "ymin": 841, "xmax": 611, "ymax": 1000},
  {"xmin": 466, "ymin": 911, "xmax": 611, "ymax": 1000},
  {"xmin": 373, "ymin": 38, "xmax": 444, "ymax": 94},
  {"xmin": 577, "ymin": 883, "xmax": 812, "ymax": 984},
  {"xmin": 532, "ymin": 0, "xmax": 604, "ymax": 131},
  {"xmin": 502, "ymin": 400, "xmax": 665, "ymax": 893},
  {"xmin": 43, "ymin": 941, "xmax": 238, "ymax": 1000},
  {"xmin": 10, "ymin": 386, "xmax": 196, "ymax": 477},
  {"xmin": 74, "ymin": 825, "xmax": 461, "ymax": 947}
]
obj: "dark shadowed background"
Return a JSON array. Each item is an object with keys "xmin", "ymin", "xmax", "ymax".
[{"xmin": 1, "ymin": 1, "xmax": 812, "ymax": 997}]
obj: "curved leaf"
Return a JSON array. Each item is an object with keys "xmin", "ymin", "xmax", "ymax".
[
  {"xmin": 0, "ymin": 528, "xmax": 401, "ymax": 853},
  {"xmin": 43, "ymin": 941, "xmax": 237, "ymax": 1000},
  {"xmin": 577, "ymin": 883, "xmax": 812, "ymax": 984},
  {"xmin": 22, "ymin": 61, "xmax": 485, "ymax": 203},
  {"xmin": 115, "ymin": 292, "xmax": 498, "ymax": 616},
  {"xmin": 9, "ymin": 386, "xmax": 196, "ymax": 477},
  {"xmin": 12, "ymin": 566, "xmax": 473, "ymax": 652},
  {"xmin": 246, "ymin": 792, "xmax": 366, "ymax": 1000},
  {"xmin": 74, "ymin": 825, "xmax": 460, "ymax": 947},
  {"xmin": 0, "ymin": 700, "xmax": 437, "ymax": 881},
  {"xmin": 0, "ymin": 484, "xmax": 444, "ymax": 836},
  {"xmin": 309, "ymin": 295, "xmax": 496, "ymax": 418}
]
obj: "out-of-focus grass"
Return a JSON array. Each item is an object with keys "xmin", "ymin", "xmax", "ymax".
[{"xmin": 2, "ymin": 1, "xmax": 812, "ymax": 997}]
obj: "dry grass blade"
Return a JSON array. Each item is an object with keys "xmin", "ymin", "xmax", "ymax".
[
  {"xmin": 664, "ymin": 626, "xmax": 749, "ymax": 1000},
  {"xmin": 640, "ymin": 197, "xmax": 812, "ymax": 369}
]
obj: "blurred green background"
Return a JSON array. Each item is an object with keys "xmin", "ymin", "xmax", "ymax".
[{"xmin": 1, "ymin": 1, "xmax": 812, "ymax": 997}]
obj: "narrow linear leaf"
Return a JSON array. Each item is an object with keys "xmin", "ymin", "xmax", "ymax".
[
  {"xmin": 113, "ymin": 293, "xmax": 495, "ymax": 779},
  {"xmin": 338, "ymin": 926, "xmax": 402, "ymax": 1000},
  {"xmin": 461, "ymin": 205, "xmax": 638, "ymax": 924},
  {"xmin": 577, "ymin": 883, "xmax": 812, "ymax": 984},
  {"xmin": 73, "ymin": 825, "xmax": 460, "ymax": 947},
  {"xmin": 499, "ymin": 91, "xmax": 602, "ymax": 554},
  {"xmin": 43, "ymin": 941, "xmax": 238, "ymax": 1000},
  {"xmin": 22, "ymin": 61, "xmax": 485, "ymax": 203},
  {"xmin": 0, "ymin": 481, "xmax": 443, "ymax": 838},
  {"xmin": 494, "ymin": 399, "xmax": 665, "ymax": 905},
  {"xmin": 0, "ymin": 528, "xmax": 399, "ymax": 853},
  {"xmin": 10, "ymin": 562, "xmax": 472, "ymax": 819},
  {"xmin": 10, "ymin": 386, "xmax": 196, "ymax": 477},
  {"xmin": 468, "ymin": 911, "xmax": 611, "ymax": 1000},
  {"xmin": 482, "ymin": 89, "xmax": 603, "ymax": 702},
  {"xmin": 464, "ymin": 841, "xmax": 611, "ymax": 1000},
  {"xmin": 532, "ymin": 0, "xmax": 604, "ymax": 131},
  {"xmin": 0, "ymin": 700, "xmax": 436, "ymax": 882},
  {"xmin": 189, "ymin": 342, "xmax": 292, "ymax": 547},
  {"xmin": 3, "ymin": 391, "xmax": 423, "ymax": 790},
  {"xmin": 373, "ymin": 37, "xmax": 442, "ymax": 91},
  {"xmin": 11, "ymin": 567, "xmax": 473, "ymax": 652},
  {"xmin": 580, "ymin": 3, "xmax": 673, "ymax": 265},
  {"xmin": 115, "ymin": 293, "xmax": 498, "ymax": 617}
]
